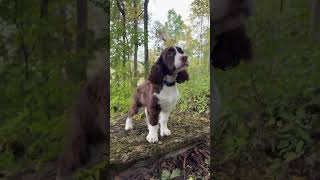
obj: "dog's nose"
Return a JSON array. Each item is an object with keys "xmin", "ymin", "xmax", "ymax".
[{"xmin": 181, "ymin": 56, "xmax": 188, "ymax": 63}]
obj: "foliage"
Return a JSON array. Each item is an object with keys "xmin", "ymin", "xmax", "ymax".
[
  {"xmin": 73, "ymin": 161, "xmax": 106, "ymax": 180},
  {"xmin": 212, "ymin": 0, "xmax": 320, "ymax": 179},
  {"xmin": 111, "ymin": 0, "xmax": 210, "ymax": 120},
  {"xmin": 161, "ymin": 168, "xmax": 182, "ymax": 180},
  {"xmin": 0, "ymin": 0, "xmax": 106, "ymax": 177}
]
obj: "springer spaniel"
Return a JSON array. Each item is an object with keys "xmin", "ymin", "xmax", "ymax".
[{"xmin": 125, "ymin": 46, "xmax": 189, "ymax": 143}]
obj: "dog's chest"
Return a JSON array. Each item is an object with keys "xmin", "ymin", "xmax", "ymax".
[{"xmin": 154, "ymin": 85, "xmax": 179, "ymax": 111}]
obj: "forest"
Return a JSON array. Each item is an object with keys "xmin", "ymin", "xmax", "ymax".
[
  {"xmin": 213, "ymin": 0, "xmax": 320, "ymax": 179},
  {"xmin": 0, "ymin": 0, "xmax": 319, "ymax": 179},
  {"xmin": 0, "ymin": 0, "xmax": 107, "ymax": 179}
]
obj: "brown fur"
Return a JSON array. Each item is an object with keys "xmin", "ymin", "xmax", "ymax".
[
  {"xmin": 176, "ymin": 70, "xmax": 189, "ymax": 83},
  {"xmin": 56, "ymin": 72, "xmax": 107, "ymax": 179}
]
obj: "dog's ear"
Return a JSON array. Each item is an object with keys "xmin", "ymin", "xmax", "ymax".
[
  {"xmin": 176, "ymin": 70, "xmax": 189, "ymax": 83},
  {"xmin": 148, "ymin": 57, "xmax": 164, "ymax": 85}
]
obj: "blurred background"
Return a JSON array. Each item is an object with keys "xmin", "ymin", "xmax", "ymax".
[
  {"xmin": 0, "ymin": 0, "xmax": 107, "ymax": 179},
  {"xmin": 212, "ymin": 0, "xmax": 320, "ymax": 179}
]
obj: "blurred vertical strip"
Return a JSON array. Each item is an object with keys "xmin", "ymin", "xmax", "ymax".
[{"xmin": 105, "ymin": 0, "xmax": 111, "ymax": 179}]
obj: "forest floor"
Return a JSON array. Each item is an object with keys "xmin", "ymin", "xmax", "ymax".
[
  {"xmin": 212, "ymin": 88, "xmax": 320, "ymax": 180},
  {"xmin": 110, "ymin": 111, "xmax": 210, "ymax": 179},
  {"xmin": 3, "ymin": 141, "xmax": 106, "ymax": 180}
]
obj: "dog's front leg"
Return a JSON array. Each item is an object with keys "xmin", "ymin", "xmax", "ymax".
[
  {"xmin": 159, "ymin": 111, "xmax": 171, "ymax": 137},
  {"xmin": 145, "ymin": 108, "xmax": 159, "ymax": 143}
]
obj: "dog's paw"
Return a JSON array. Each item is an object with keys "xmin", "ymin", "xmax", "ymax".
[
  {"xmin": 146, "ymin": 133, "xmax": 158, "ymax": 143},
  {"xmin": 125, "ymin": 118, "xmax": 133, "ymax": 130},
  {"xmin": 160, "ymin": 128, "xmax": 171, "ymax": 137}
]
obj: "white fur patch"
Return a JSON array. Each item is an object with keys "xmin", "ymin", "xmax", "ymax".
[
  {"xmin": 146, "ymin": 122, "xmax": 159, "ymax": 143},
  {"xmin": 125, "ymin": 117, "xmax": 133, "ymax": 130},
  {"xmin": 152, "ymin": 84, "xmax": 179, "ymax": 139},
  {"xmin": 159, "ymin": 111, "xmax": 171, "ymax": 136},
  {"xmin": 144, "ymin": 108, "xmax": 159, "ymax": 143},
  {"xmin": 174, "ymin": 46, "xmax": 184, "ymax": 69},
  {"xmin": 154, "ymin": 84, "xmax": 179, "ymax": 112}
]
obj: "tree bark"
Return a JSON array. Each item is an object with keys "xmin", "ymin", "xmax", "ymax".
[
  {"xmin": 280, "ymin": 0, "xmax": 284, "ymax": 12},
  {"xmin": 116, "ymin": 0, "xmax": 127, "ymax": 66},
  {"xmin": 76, "ymin": 0, "xmax": 88, "ymax": 81},
  {"xmin": 311, "ymin": 0, "xmax": 320, "ymax": 38},
  {"xmin": 144, "ymin": 0, "xmax": 149, "ymax": 78},
  {"xmin": 40, "ymin": 0, "xmax": 49, "ymax": 70},
  {"xmin": 133, "ymin": 0, "xmax": 139, "ymax": 78}
]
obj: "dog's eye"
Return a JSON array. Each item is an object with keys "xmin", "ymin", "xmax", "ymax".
[{"xmin": 176, "ymin": 47, "xmax": 184, "ymax": 54}]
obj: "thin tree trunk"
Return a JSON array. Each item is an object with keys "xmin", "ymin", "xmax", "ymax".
[
  {"xmin": 116, "ymin": 0, "xmax": 126, "ymax": 66},
  {"xmin": 280, "ymin": 0, "xmax": 284, "ymax": 12},
  {"xmin": 15, "ymin": 0, "xmax": 29, "ymax": 80},
  {"xmin": 40, "ymin": 0, "xmax": 48, "ymax": 71},
  {"xmin": 40, "ymin": 0, "xmax": 51, "ymax": 120},
  {"xmin": 311, "ymin": 0, "xmax": 320, "ymax": 38},
  {"xmin": 199, "ymin": 17, "xmax": 203, "ymax": 64},
  {"xmin": 40, "ymin": 0, "xmax": 48, "ymax": 18},
  {"xmin": 144, "ymin": 0, "xmax": 149, "ymax": 78},
  {"xmin": 76, "ymin": 0, "xmax": 88, "ymax": 81},
  {"xmin": 133, "ymin": 0, "xmax": 138, "ymax": 78}
]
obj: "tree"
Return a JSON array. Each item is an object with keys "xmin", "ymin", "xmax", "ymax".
[
  {"xmin": 116, "ymin": 0, "xmax": 127, "ymax": 66},
  {"xmin": 280, "ymin": 0, "xmax": 285, "ymax": 12},
  {"xmin": 144, "ymin": 0, "xmax": 149, "ymax": 78},
  {"xmin": 76, "ymin": 0, "xmax": 88, "ymax": 81},
  {"xmin": 40, "ymin": 0, "xmax": 48, "ymax": 64},
  {"xmin": 190, "ymin": 0, "xmax": 209, "ymax": 62},
  {"xmin": 164, "ymin": 9, "xmax": 184, "ymax": 45},
  {"xmin": 311, "ymin": 0, "xmax": 320, "ymax": 38},
  {"xmin": 152, "ymin": 10, "xmax": 185, "ymax": 49},
  {"xmin": 133, "ymin": 0, "xmax": 139, "ymax": 78}
]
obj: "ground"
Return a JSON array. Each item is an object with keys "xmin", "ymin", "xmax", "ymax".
[{"xmin": 110, "ymin": 111, "xmax": 210, "ymax": 179}]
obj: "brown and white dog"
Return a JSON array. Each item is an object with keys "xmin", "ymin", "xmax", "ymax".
[{"xmin": 125, "ymin": 46, "xmax": 189, "ymax": 143}]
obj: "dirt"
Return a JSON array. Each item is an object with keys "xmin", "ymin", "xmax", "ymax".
[
  {"xmin": 115, "ymin": 143, "xmax": 210, "ymax": 180},
  {"xmin": 110, "ymin": 111, "xmax": 210, "ymax": 178}
]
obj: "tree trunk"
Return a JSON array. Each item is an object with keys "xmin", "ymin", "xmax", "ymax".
[
  {"xmin": 40, "ymin": 0, "xmax": 51, "ymax": 121},
  {"xmin": 133, "ymin": 0, "xmax": 138, "ymax": 79},
  {"xmin": 280, "ymin": 0, "xmax": 284, "ymax": 12},
  {"xmin": 144, "ymin": 0, "xmax": 149, "ymax": 78},
  {"xmin": 199, "ymin": 17, "xmax": 203, "ymax": 64},
  {"xmin": 15, "ymin": 0, "xmax": 29, "ymax": 80},
  {"xmin": 311, "ymin": 0, "xmax": 320, "ymax": 38},
  {"xmin": 40, "ymin": 0, "xmax": 49, "ymax": 71},
  {"xmin": 76, "ymin": 0, "xmax": 88, "ymax": 81},
  {"xmin": 116, "ymin": 0, "xmax": 127, "ymax": 66},
  {"xmin": 40, "ymin": 0, "xmax": 48, "ymax": 18}
]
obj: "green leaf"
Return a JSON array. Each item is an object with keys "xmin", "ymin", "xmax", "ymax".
[
  {"xmin": 295, "ymin": 140, "xmax": 304, "ymax": 154},
  {"xmin": 161, "ymin": 169, "xmax": 171, "ymax": 180},
  {"xmin": 277, "ymin": 140, "xmax": 290, "ymax": 149},
  {"xmin": 170, "ymin": 169, "xmax": 181, "ymax": 179},
  {"xmin": 284, "ymin": 152, "xmax": 298, "ymax": 162}
]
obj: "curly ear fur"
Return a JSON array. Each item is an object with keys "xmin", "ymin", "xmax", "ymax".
[
  {"xmin": 176, "ymin": 70, "xmax": 189, "ymax": 83},
  {"xmin": 148, "ymin": 57, "xmax": 164, "ymax": 85}
]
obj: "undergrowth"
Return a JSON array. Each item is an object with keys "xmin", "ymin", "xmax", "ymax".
[{"xmin": 212, "ymin": 0, "xmax": 320, "ymax": 179}]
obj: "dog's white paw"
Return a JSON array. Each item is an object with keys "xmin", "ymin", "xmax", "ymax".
[
  {"xmin": 160, "ymin": 128, "xmax": 171, "ymax": 137},
  {"xmin": 125, "ymin": 118, "xmax": 133, "ymax": 130},
  {"xmin": 146, "ymin": 133, "xmax": 158, "ymax": 143}
]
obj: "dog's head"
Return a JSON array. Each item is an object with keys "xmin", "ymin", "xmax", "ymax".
[{"xmin": 148, "ymin": 46, "xmax": 189, "ymax": 85}]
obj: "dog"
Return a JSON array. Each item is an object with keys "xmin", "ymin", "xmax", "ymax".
[
  {"xmin": 56, "ymin": 70, "xmax": 107, "ymax": 180},
  {"xmin": 125, "ymin": 46, "xmax": 189, "ymax": 143}
]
